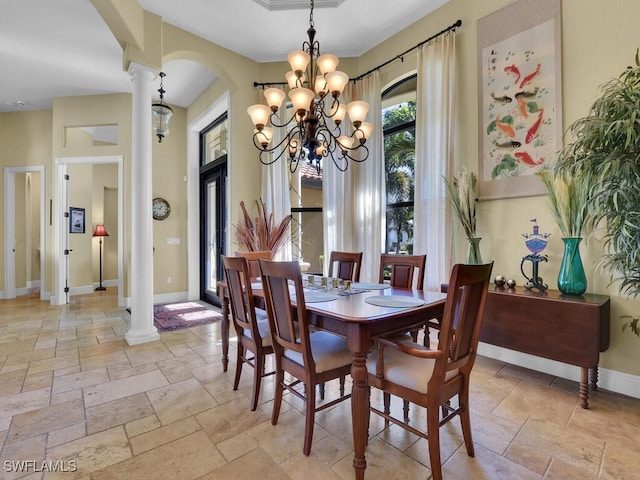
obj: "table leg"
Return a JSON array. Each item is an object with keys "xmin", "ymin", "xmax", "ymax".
[
  {"xmin": 590, "ymin": 366, "xmax": 599, "ymax": 391},
  {"xmin": 348, "ymin": 324, "xmax": 369, "ymax": 480},
  {"xmin": 579, "ymin": 367, "xmax": 589, "ymax": 409},
  {"xmin": 221, "ymin": 293, "xmax": 230, "ymax": 372}
]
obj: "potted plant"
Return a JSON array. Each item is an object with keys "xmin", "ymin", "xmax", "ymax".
[
  {"xmin": 554, "ymin": 51, "xmax": 640, "ymax": 335},
  {"xmin": 235, "ymin": 199, "xmax": 292, "ymax": 258},
  {"xmin": 443, "ymin": 168, "xmax": 480, "ymax": 263}
]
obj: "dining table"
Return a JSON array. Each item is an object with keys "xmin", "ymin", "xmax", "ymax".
[{"xmin": 218, "ymin": 279, "xmax": 447, "ymax": 479}]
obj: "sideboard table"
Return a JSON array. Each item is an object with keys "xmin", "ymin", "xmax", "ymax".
[{"xmin": 481, "ymin": 286, "xmax": 610, "ymax": 408}]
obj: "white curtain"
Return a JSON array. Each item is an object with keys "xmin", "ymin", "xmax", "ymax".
[
  {"xmin": 323, "ymin": 86, "xmax": 354, "ymax": 274},
  {"xmin": 261, "ymin": 100, "xmax": 292, "ymax": 261},
  {"xmin": 413, "ymin": 32, "xmax": 456, "ymax": 291},
  {"xmin": 352, "ymin": 71, "xmax": 384, "ymax": 283}
]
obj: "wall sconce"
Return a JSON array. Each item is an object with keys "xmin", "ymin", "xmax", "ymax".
[{"xmin": 151, "ymin": 72, "xmax": 173, "ymax": 143}]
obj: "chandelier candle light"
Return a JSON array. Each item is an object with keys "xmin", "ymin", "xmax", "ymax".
[{"xmin": 247, "ymin": 0, "xmax": 372, "ymax": 173}]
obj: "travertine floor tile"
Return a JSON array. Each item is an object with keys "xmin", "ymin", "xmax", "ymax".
[
  {"xmin": 0, "ymin": 290, "xmax": 639, "ymax": 479},
  {"xmin": 6, "ymin": 399, "xmax": 84, "ymax": 444},
  {"xmin": 90, "ymin": 430, "xmax": 225, "ymax": 480}
]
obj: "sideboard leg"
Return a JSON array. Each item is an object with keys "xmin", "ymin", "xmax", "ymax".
[
  {"xmin": 579, "ymin": 367, "xmax": 589, "ymax": 409},
  {"xmin": 590, "ymin": 366, "xmax": 599, "ymax": 391}
]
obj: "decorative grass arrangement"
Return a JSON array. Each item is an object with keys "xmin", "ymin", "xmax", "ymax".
[
  {"xmin": 537, "ymin": 168, "xmax": 593, "ymax": 238},
  {"xmin": 235, "ymin": 199, "xmax": 292, "ymax": 257},
  {"xmin": 443, "ymin": 168, "xmax": 477, "ymax": 239}
]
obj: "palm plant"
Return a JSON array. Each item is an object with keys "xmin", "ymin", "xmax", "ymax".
[
  {"xmin": 235, "ymin": 199, "xmax": 292, "ymax": 258},
  {"xmin": 554, "ymin": 51, "xmax": 640, "ymax": 336}
]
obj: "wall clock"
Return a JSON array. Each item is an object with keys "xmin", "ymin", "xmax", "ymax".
[{"xmin": 152, "ymin": 197, "xmax": 171, "ymax": 220}]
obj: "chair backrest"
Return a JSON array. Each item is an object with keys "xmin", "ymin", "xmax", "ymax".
[
  {"xmin": 222, "ymin": 256, "xmax": 262, "ymax": 340},
  {"xmin": 432, "ymin": 262, "xmax": 493, "ymax": 382},
  {"xmin": 235, "ymin": 250, "xmax": 272, "ymax": 280},
  {"xmin": 378, "ymin": 253, "xmax": 426, "ymax": 290},
  {"xmin": 328, "ymin": 251, "xmax": 363, "ymax": 282},
  {"xmin": 259, "ymin": 259, "xmax": 315, "ymax": 369}
]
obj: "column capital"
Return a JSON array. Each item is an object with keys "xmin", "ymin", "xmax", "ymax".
[{"xmin": 128, "ymin": 61, "xmax": 157, "ymax": 81}]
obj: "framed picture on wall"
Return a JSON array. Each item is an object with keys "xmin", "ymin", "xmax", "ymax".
[
  {"xmin": 477, "ymin": 0, "xmax": 562, "ymax": 199},
  {"xmin": 69, "ymin": 207, "xmax": 85, "ymax": 234}
]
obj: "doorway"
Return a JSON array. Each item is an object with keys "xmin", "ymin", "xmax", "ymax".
[
  {"xmin": 3, "ymin": 166, "xmax": 46, "ymax": 300},
  {"xmin": 53, "ymin": 156, "xmax": 124, "ymax": 306}
]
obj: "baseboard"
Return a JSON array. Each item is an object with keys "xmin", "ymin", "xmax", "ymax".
[
  {"xmin": 478, "ymin": 342, "xmax": 640, "ymax": 400},
  {"xmin": 153, "ymin": 291, "xmax": 190, "ymax": 305},
  {"xmin": 26, "ymin": 280, "xmax": 41, "ymax": 289}
]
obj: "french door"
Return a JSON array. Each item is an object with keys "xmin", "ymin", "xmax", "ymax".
[{"xmin": 200, "ymin": 159, "xmax": 226, "ymax": 306}]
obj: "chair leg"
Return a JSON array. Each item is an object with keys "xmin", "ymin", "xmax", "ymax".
[
  {"xmin": 383, "ymin": 392, "xmax": 391, "ymax": 426},
  {"xmin": 271, "ymin": 368, "xmax": 284, "ymax": 426},
  {"xmin": 250, "ymin": 350, "xmax": 263, "ymax": 411},
  {"xmin": 303, "ymin": 381, "xmax": 316, "ymax": 456},
  {"xmin": 233, "ymin": 344, "xmax": 244, "ymax": 391},
  {"xmin": 403, "ymin": 400, "xmax": 410, "ymax": 421},
  {"xmin": 319, "ymin": 382, "xmax": 325, "ymax": 400},
  {"xmin": 427, "ymin": 403, "xmax": 443, "ymax": 480},
  {"xmin": 339, "ymin": 375, "xmax": 345, "ymax": 396},
  {"xmin": 459, "ymin": 386, "xmax": 475, "ymax": 456}
]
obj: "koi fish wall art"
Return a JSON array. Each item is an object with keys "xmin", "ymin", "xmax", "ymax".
[{"xmin": 477, "ymin": 0, "xmax": 562, "ymax": 199}]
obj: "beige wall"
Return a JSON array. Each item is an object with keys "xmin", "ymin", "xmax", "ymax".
[
  {"xmin": 356, "ymin": 0, "xmax": 640, "ymax": 375},
  {"xmin": 0, "ymin": 110, "xmax": 52, "ymax": 293}
]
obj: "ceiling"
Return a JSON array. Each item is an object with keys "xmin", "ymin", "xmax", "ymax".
[{"xmin": 0, "ymin": 0, "xmax": 449, "ymax": 113}]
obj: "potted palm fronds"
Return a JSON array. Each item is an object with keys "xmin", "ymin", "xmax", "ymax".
[
  {"xmin": 235, "ymin": 199, "xmax": 292, "ymax": 257},
  {"xmin": 443, "ymin": 168, "xmax": 480, "ymax": 263},
  {"xmin": 537, "ymin": 168, "xmax": 593, "ymax": 295}
]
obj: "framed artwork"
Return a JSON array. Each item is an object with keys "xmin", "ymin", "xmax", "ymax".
[
  {"xmin": 69, "ymin": 207, "xmax": 85, "ymax": 234},
  {"xmin": 477, "ymin": 0, "xmax": 562, "ymax": 199}
]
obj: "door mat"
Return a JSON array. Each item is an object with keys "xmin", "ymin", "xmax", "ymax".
[{"xmin": 153, "ymin": 301, "xmax": 222, "ymax": 331}]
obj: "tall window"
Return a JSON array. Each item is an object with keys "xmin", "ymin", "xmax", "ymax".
[
  {"xmin": 382, "ymin": 75, "xmax": 417, "ymax": 254},
  {"xmin": 290, "ymin": 164, "xmax": 323, "ymax": 274}
]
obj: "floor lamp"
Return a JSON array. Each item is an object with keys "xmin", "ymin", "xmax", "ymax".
[{"xmin": 92, "ymin": 224, "xmax": 109, "ymax": 291}]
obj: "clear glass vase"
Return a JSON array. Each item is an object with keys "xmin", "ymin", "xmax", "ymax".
[
  {"xmin": 557, "ymin": 237, "xmax": 587, "ymax": 295},
  {"xmin": 466, "ymin": 237, "xmax": 483, "ymax": 264}
]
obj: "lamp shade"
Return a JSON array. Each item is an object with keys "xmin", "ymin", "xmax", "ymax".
[{"xmin": 92, "ymin": 224, "xmax": 109, "ymax": 237}]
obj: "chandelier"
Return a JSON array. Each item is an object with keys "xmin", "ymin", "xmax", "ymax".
[
  {"xmin": 151, "ymin": 72, "xmax": 173, "ymax": 143},
  {"xmin": 247, "ymin": 0, "xmax": 372, "ymax": 173}
]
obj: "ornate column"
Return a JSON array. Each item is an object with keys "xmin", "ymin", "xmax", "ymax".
[{"xmin": 125, "ymin": 62, "xmax": 160, "ymax": 345}]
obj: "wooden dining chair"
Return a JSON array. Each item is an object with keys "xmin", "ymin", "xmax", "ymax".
[
  {"xmin": 367, "ymin": 262, "xmax": 494, "ymax": 480},
  {"xmin": 222, "ymin": 256, "xmax": 274, "ymax": 411},
  {"xmin": 328, "ymin": 250, "xmax": 363, "ymax": 282},
  {"xmin": 235, "ymin": 250, "xmax": 272, "ymax": 281},
  {"xmin": 258, "ymin": 258, "xmax": 352, "ymax": 456},
  {"xmin": 379, "ymin": 253, "xmax": 426, "ymax": 290}
]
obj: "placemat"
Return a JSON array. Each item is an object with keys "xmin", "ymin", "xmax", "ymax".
[
  {"xmin": 294, "ymin": 291, "xmax": 340, "ymax": 303},
  {"xmin": 351, "ymin": 282, "xmax": 391, "ymax": 290},
  {"xmin": 364, "ymin": 295, "xmax": 426, "ymax": 308}
]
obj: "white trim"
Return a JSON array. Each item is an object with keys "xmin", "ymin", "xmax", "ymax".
[
  {"xmin": 186, "ymin": 92, "xmax": 231, "ymax": 301},
  {"xmin": 53, "ymin": 156, "xmax": 124, "ymax": 307},
  {"xmin": 478, "ymin": 342, "xmax": 640, "ymax": 400},
  {"xmin": 154, "ymin": 291, "xmax": 189, "ymax": 305}
]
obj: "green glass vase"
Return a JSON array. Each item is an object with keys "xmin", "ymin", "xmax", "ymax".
[
  {"xmin": 466, "ymin": 237, "xmax": 483, "ymax": 264},
  {"xmin": 557, "ymin": 237, "xmax": 587, "ymax": 295}
]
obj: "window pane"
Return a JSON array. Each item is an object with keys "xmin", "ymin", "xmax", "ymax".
[
  {"xmin": 384, "ymin": 125, "xmax": 415, "ymax": 204},
  {"xmin": 385, "ymin": 206, "xmax": 414, "ymax": 255},
  {"xmin": 202, "ymin": 116, "xmax": 228, "ymax": 166}
]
